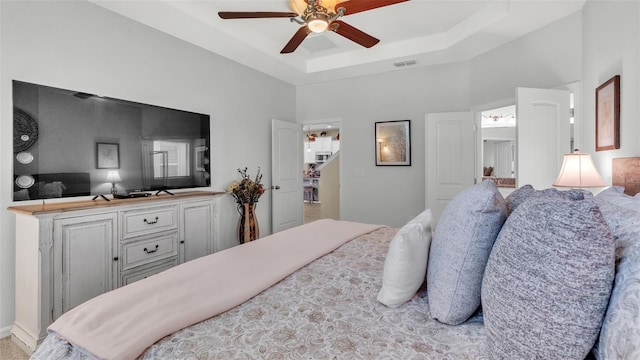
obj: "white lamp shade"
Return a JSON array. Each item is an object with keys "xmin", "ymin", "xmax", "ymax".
[
  {"xmin": 106, "ymin": 170, "xmax": 121, "ymax": 182},
  {"xmin": 553, "ymin": 151, "xmax": 606, "ymax": 188}
]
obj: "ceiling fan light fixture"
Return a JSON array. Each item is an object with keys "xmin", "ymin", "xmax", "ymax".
[{"xmin": 307, "ymin": 15, "xmax": 329, "ymax": 33}]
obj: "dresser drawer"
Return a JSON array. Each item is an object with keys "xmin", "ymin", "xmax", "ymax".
[
  {"xmin": 121, "ymin": 206, "xmax": 178, "ymax": 239},
  {"xmin": 121, "ymin": 258, "xmax": 177, "ymax": 286},
  {"xmin": 121, "ymin": 232, "xmax": 178, "ymax": 271}
]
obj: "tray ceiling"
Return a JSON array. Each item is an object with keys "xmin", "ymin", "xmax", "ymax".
[{"xmin": 90, "ymin": 0, "xmax": 586, "ymax": 85}]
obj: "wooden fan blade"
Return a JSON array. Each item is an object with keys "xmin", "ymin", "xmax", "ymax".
[
  {"xmin": 337, "ymin": 0, "xmax": 409, "ymax": 16},
  {"xmin": 281, "ymin": 26, "xmax": 312, "ymax": 53},
  {"xmin": 218, "ymin": 12, "xmax": 298, "ymax": 19},
  {"xmin": 331, "ymin": 20, "xmax": 379, "ymax": 48}
]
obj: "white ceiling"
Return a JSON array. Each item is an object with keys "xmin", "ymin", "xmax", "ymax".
[{"xmin": 90, "ymin": 0, "xmax": 585, "ymax": 85}]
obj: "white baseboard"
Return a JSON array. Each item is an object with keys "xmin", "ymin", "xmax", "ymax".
[{"xmin": 0, "ymin": 324, "xmax": 12, "ymax": 338}]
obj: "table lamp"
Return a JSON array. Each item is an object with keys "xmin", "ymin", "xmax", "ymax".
[
  {"xmin": 553, "ymin": 149, "xmax": 606, "ymax": 188},
  {"xmin": 106, "ymin": 170, "xmax": 121, "ymax": 194}
]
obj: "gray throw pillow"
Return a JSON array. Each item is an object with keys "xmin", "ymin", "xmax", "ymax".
[
  {"xmin": 482, "ymin": 196, "xmax": 615, "ymax": 359},
  {"xmin": 426, "ymin": 180, "xmax": 507, "ymax": 325},
  {"xmin": 504, "ymin": 184, "xmax": 535, "ymax": 213},
  {"xmin": 505, "ymin": 184, "xmax": 585, "ymax": 213}
]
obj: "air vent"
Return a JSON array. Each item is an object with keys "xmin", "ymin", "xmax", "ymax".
[{"xmin": 393, "ymin": 59, "xmax": 417, "ymax": 67}]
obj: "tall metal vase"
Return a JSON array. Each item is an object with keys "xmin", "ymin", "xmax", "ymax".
[{"xmin": 237, "ymin": 203, "xmax": 259, "ymax": 244}]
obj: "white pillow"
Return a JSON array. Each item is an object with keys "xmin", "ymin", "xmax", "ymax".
[
  {"xmin": 377, "ymin": 209, "xmax": 432, "ymax": 308},
  {"xmin": 596, "ymin": 186, "xmax": 640, "ymax": 212}
]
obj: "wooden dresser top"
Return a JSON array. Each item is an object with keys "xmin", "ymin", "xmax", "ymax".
[{"xmin": 7, "ymin": 191, "xmax": 225, "ymax": 215}]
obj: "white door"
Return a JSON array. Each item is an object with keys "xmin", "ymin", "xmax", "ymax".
[
  {"xmin": 516, "ymin": 88, "xmax": 570, "ymax": 189},
  {"xmin": 426, "ymin": 112, "xmax": 475, "ymax": 227},
  {"xmin": 494, "ymin": 140, "xmax": 514, "ymax": 178},
  {"xmin": 272, "ymin": 119, "xmax": 303, "ymax": 233}
]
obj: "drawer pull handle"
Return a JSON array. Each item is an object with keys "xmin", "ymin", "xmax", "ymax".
[
  {"xmin": 143, "ymin": 216, "xmax": 159, "ymax": 225},
  {"xmin": 143, "ymin": 245, "xmax": 159, "ymax": 254}
]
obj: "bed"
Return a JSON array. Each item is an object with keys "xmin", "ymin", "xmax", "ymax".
[
  {"xmin": 30, "ymin": 158, "xmax": 640, "ymax": 360},
  {"xmin": 32, "ymin": 221, "xmax": 486, "ymax": 359}
]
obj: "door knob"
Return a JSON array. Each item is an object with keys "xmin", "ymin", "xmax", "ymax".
[{"xmin": 271, "ymin": 185, "xmax": 281, "ymax": 190}]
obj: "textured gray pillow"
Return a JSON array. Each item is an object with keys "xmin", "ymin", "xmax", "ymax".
[
  {"xmin": 426, "ymin": 180, "xmax": 507, "ymax": 325},
  {"xmin": 504, "ymin": 184, "xmax": 535, "ymax": 213},
  {"xmin": 505, "ymin": 184, "xmax": 585, "ymax": 213},
  {"xmin": 482, "ymin": 197, "xmax": 615, "ymax": 359}
]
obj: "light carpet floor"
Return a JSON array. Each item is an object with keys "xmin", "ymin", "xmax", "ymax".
[{"xmin": 0, "ymin": 336, "xmax": 29, "ymax": 360}]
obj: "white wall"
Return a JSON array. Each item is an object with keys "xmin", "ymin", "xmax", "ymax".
[
  {"xmin": 580, "ymin": 0, "xmax": 640, "ymax": 183},
  {"xmin": 0, "ymin": 1, "xmax": 295, "ymax": 334},
  {"xmin": 297, "ymin": 63, "xmax": 472, "ymax": 227},
  {"xmin": 470, "ymin": 11, "xmax": 583, "ymax": 106}
]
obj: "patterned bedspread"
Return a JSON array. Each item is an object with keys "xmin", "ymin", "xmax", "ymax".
[{"xmin": 34, "ymin": 227, "xmax": 487, "ymax": 359}]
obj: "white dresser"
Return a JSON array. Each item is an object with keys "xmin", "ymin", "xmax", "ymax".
[{"xmin": 8, "ymin": 191, "xmax": 223, "ymax": 353}]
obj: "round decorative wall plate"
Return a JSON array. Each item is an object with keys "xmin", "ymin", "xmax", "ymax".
[
  {"xmin": 13, "ymin": 108, "xmax": 39, "ymax": 152},
  {"xmin": 15, "ymin": 175, "xmax": 35, "ymax": 189},
  {"xmin": 16, "ymin": 151, "xmax": 34, "ymax": 164}
]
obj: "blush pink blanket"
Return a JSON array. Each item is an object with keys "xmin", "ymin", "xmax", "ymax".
[{"xmin": 48, "ymin": 219, "xmax": 384, "ymax": 360}]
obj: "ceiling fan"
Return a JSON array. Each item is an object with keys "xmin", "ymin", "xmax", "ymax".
[{"xmin": 218, "ymin": 0, "xmax": 409, "ymax": 54}]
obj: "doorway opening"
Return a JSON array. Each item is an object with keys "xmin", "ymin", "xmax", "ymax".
[
  {"xmin": 475, "ymin": 86, "xmax": 575, "ymax": 195},
  {"xmin": 479, "ymin": 104, "xmax": 517, "ymax": 196},
  {"xmin": 302, "ymin": 121, "xmax": 341, "ymax": 223}
]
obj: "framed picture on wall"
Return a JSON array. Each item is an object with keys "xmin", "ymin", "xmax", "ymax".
[
  {"xmin": 96, "ymin": 142, "xmax": 120, "ymax": 169},
  {"xmin": 595, "ymin": 75, "xmax": 620, "ymax": 151},
  {"xmin": 375, "ymin": 120, "xmax": 411, "ymax": 166}
]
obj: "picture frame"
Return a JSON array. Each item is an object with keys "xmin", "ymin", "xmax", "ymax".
[
  {"xmin": 96, "ymin": 142, "xmax": 120, "ymax": 169},
  {"xmin": 375, "ymin": 120, "xmax": 411, "ymax": 166},
  {"xmin": 595, "ymin": 75, "xmax": 620, "ymax": 151}
]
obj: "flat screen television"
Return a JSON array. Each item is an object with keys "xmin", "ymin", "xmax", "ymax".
[{"xmin": 12, "ymin": 80, "xmax": 211, "ymax": 201}]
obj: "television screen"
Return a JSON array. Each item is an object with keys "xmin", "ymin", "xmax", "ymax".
[{"xmin": 12, "ymin": 80, "xmax": 210, "ymax": 201}]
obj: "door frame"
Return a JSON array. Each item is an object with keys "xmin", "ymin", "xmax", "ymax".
[{"xmin": 300, "ymin": 118, "xmax": 342, "ymax": 219}]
